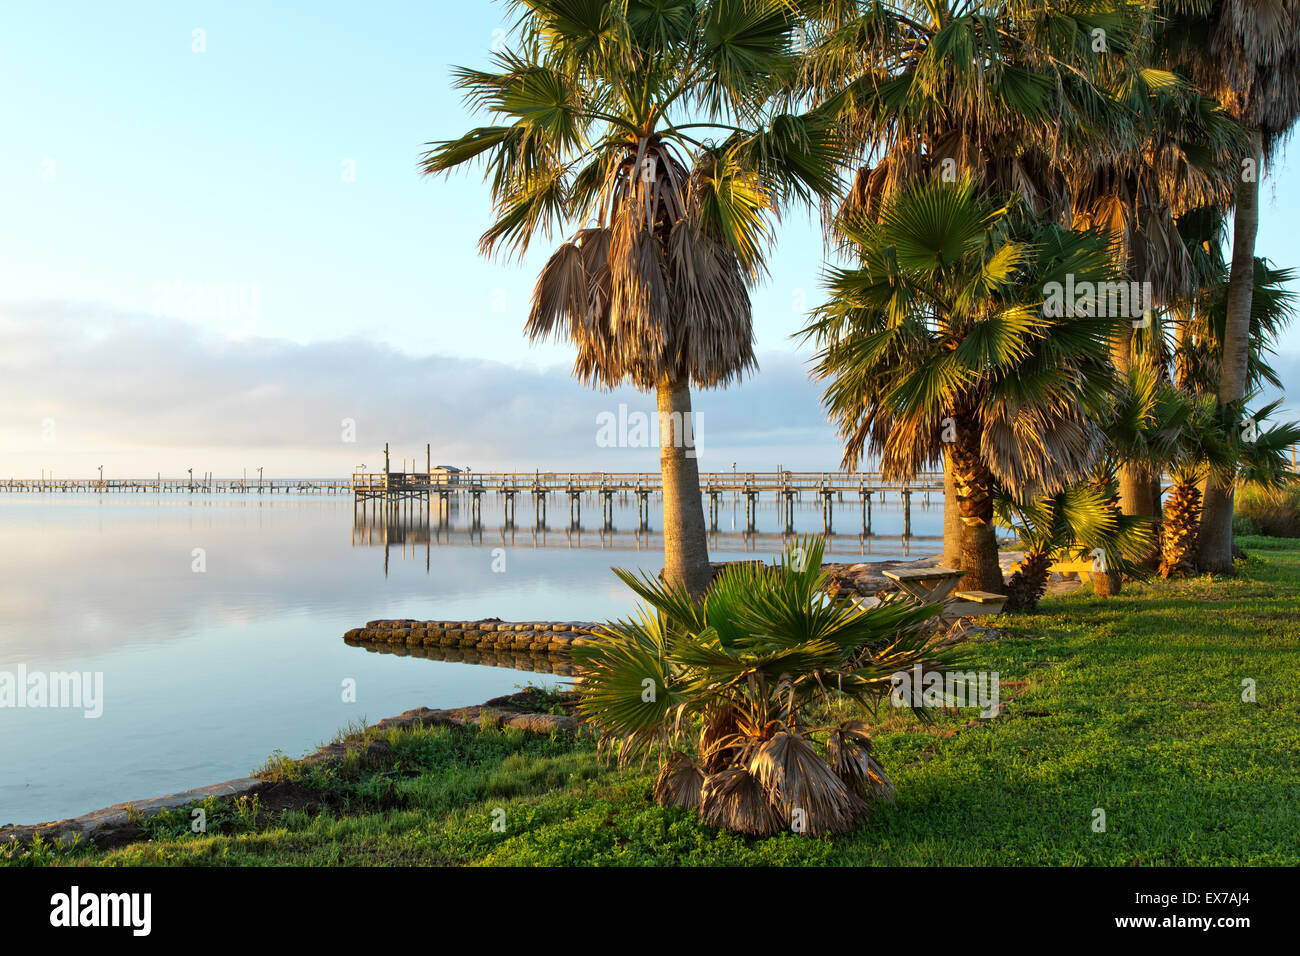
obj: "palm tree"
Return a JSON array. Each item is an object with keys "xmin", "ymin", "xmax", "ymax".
[
  {"xmin": 1094, "ymin": 355, "xmax": 1189, "ymax": 577},
  {"xmin": 1067, "ymin": 67, "xmax": 1245, "ymax": 542},
  {"xmin": 1166, "ymin": 253, "xmax": 1297, "ymax": 572},
  {"xmin": 1160, "ymin": 0, "xmax": 1300, "ymax": 572},
  {"xmin": 421, "ymin": 0, "xmax": 845, "ymax": 597},
  {"xmin": 997, "ymin": 484, "xmax": 1153, "ymax": 611},
  {"xmin": 802, "ymin": 0, "xmax": 1144, "ymax": 225},
  {"xmin": 795, "ymin": 0, "xmax": 1147, "ymax": 565},
  {"xmin": 1167, "ymin": 401, "xmax": 1300, "ymax": 573},
  {"xmin": 1161, "ymin": 397, "xmax": 1300, "ymax": 573},
  {"xmin": 803, "ymin": 178, "xmax": 1127, "ymax": 593},
  {"xmin": 573, "ymin": 537, "xmax": 952, "ymax": 837},
  {"xmin": 1159, "ymin": 392, "xmax": 1231, "ymax": 575}
]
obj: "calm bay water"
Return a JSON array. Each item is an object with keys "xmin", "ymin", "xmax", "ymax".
[{"xmin": 0, "ymin": 490, "xmax": 940, "ymax": 825}]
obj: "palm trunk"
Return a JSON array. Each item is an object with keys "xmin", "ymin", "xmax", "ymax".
[
  {"xmin": 948, "ymin": 420, "xmax": 1004, "ymax": 593},
  {"xmin": 1119, "ymin": 466, "xmax": 1150, "ymax": 520},
  {"xmin": 1005, "ymin": 550, "xmax": 1051, "ymax": 612},
  {"xmin": 1113, "ymin": 325, "xmax": 1160, "ymax": 570},
  {"xmin": 1129, "ymin": 467, "xmax": 1162, "ymax": 571},
  {"xmin": 1200, "ymin": 129, "xmax": 1261, "ymax": 574},
  {"xmin": 1092, "ymin": 485, "xmax": 1124, "ymax": 597},
  {"xmin": 942, "ymin": 457, "xmax": 963, "ymax": 568},
  {"xmin": 1160, "ymin": 480, "xmax": 1201, "ymax": 578},
  {"xmin": 1173, "ymin": 307, "xmax": 1194, "ymax": 393},
  {"xmin": 658, "ymin": 380, "xmax": 712, "ymax": 598}
]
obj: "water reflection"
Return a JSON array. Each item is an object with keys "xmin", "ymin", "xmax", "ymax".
[
  {"xmin": 0, "ymin": 491, "xmax": 942, "ymax": 826},
  {"xmin": 344, "ymin": 635, "xmax": 578, "ymax": 677},
  {"xmin": 350, "ymin": 492, "xmax": 942, "ymax": 574}
]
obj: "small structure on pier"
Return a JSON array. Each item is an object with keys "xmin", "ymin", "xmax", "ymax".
[{"xmin": 430, "ymin": 465, "xmax": 462, "ymax": 485}]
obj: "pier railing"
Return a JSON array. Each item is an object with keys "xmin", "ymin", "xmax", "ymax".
[
  {"xmin": 1, "ymin": 470, "xmax": 943, "ymax": 497},
  {"xmin": 349, "ymin": 469, "xmax": 944, "ymax": 497},
  {"xmin": 0, "ymin": 477, "xmax": 354, "ymax": 494}
]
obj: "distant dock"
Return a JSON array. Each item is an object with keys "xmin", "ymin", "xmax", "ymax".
[{"xmin": 0, "ymin": 477, "xmax": 351, "ymax": 494}]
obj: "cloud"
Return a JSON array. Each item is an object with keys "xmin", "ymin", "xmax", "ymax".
[{"xmin": 0, "ymin": 301, "xmax": 846, "ymax": 476}]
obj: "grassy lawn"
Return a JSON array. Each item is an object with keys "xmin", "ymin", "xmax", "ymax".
[{"xmin": 8, "ymin": 538, "xmax": 1299, "ymax": 867}]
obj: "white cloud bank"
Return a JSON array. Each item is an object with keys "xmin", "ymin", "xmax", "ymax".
[
  {"xmin": 5, "ymin": 301, "xmax": 1295, "ymax": 479},
  {"xmin": 0, "ymin": 302, "xmax": 849, "ymax": 478}
]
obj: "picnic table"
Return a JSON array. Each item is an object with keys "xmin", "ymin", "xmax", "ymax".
[
  {"xmin": 882, "ymin": 566, "xmax": 1008, "ymax": 618},
  {"xmin": 882, "ymin": 566, "xmax": 968, "ymax": 604}
]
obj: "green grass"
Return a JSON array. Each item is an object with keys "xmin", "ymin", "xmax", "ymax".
[{"xmin": 7, "ymin": 541, "xmax": 1300, "ymax": 867}]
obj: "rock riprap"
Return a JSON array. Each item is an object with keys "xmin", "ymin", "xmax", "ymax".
[{"xmin": 343, "ymin": 619, "xmax": 600, "ymax": 655}]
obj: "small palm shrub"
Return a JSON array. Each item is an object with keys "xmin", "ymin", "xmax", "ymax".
[
  {"xmin": 996, "ymin": 484, "xmax": 1154, "ymax": 612},
  {"xmin": 572, "ymin": 537, "xmax": 954, "ymax": 838}
]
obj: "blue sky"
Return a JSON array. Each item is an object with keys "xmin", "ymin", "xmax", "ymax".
[{"xmin": 1, "ymin": 0, "xmax": 1297, "ymax": 477}]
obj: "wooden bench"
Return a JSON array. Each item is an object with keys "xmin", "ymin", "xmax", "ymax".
[
  {"xmin": 878, "ymin": 568, "xmax": 1008, "ymax": 619},
  {"xmin": 1006, "ymin": 556, "xmax": 1099, "ymax": 584},
  {"xmin": 946, "ymin": 590, "xmax": 1008, "ymax": 617}
]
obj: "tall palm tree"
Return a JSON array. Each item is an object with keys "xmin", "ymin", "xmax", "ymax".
[
  {"xmin": 804, "ymin": 178, "xmax": 1127, "ymax": 593},
  {"xmin": 1160, "ymin": 0, "xmax": 1300, "ymax": 571},
  {"xmin": 1067, "ymin": 68, "xmax": 1245, "ymax": 545},
  {"xmin": 796, "ymin": 0, "xmax": 1145, "ymax": 567},
  {"xmin": 422, "ymin": 0, "xmax": 845, "ymax": 597},
  {"xmin": 1068, "ymin": 38, "xmax": 1245, "ymax": 311},
  {"xmin": 802, "ymin": 0, "xmax": 1144, "ymax": 226}
]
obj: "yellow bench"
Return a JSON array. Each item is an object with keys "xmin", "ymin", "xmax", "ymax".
[{"xmin": 1006, "ymin": 556, "xmax": 1099, "ymax": 584}]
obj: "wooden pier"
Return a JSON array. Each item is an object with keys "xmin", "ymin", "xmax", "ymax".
[
  {"xmin": 351, "ymin": 443, "xmax": 942, "ymax": 539},
  {"xmin": 2, "ymin": 434, "xmax": 941, "ymax": 536}
]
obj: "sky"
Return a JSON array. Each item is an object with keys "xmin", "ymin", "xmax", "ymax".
[{"xmin": 2, "ymin": 0, "xmax": 1297, "ymax": 478}]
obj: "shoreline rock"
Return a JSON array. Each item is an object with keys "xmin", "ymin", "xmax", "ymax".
[{"xmin": 343, "ymin": 619, "xmax": 601, "ymax": 658}]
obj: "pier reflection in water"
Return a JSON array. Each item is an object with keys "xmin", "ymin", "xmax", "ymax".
[{"xmin": 351, "ymin": 489, "xmax": 943, "ymax": 574}]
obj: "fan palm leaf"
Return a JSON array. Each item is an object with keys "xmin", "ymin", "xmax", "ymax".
[
  {"xmin": 804, "ymin": 178, "xmax": 1129, "ymax": 592},
  {"xmin": 575, "ymin": 536, "xmax": 955, "ymax": 836},
  {"xmin": 423, "ymin": 0, "xmax": 851, "ymax": 597}
]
